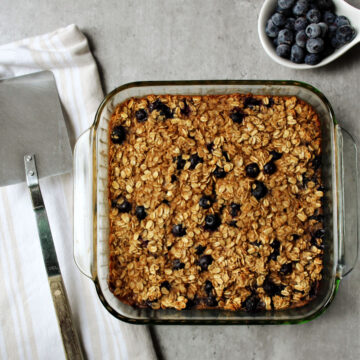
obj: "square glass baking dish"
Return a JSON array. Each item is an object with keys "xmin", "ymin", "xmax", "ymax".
[{"xmin": 73, "ymin": 80, "xmax": 359, "ymax": 324}]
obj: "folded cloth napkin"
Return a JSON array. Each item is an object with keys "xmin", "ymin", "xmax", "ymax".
[{"xmin": 0, "ymin": 24, "xmax": 157, "ymax": 360}]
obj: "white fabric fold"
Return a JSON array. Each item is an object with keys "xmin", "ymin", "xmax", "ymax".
[{"xmin": 0, "ymin": 24, "xmax": 157, "ymax": 360}]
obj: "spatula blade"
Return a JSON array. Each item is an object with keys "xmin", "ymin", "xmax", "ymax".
[{"xmin": 0, "ymin": 71, "xmax": 72, "ymax": 187}]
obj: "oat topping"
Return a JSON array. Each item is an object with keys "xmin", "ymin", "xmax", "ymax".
[{"xmin": 108, "ymin": 93, "xmax": 324, "ymax": 311}]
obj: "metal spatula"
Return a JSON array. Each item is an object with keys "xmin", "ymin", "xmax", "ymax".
[{"xmin": 0, "ymin": 71, "xmax": 83, "ymax": 359}]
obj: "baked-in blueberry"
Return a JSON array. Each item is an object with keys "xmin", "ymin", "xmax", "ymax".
[
  {"xmin": 294, "ymin": 16, "xmax": 308, "ymax": 32},
  {"xmin": 160, "ymin": 281, "xmax": 171, "ymax": 291},
  {"xmin": 230, "ymin": 108, "xmax": 245, "ymax": 124},
  {"xmin": 199, "ymin": 196, "xmax": 212, "ymax": 209},
  {"xmin": 262, "ymin": 277, "xmax": 282, "ymax": 296},
  {"xmin": 206, "ymin": 142, "xmax": 214, "ymax": 152},
  {"xmin": 180, "ymin": 99, "xmax": 191, "ymax": 116},
  {"xmin": 336, "ymin": 25, "xmax": 355, "ymax": 45},
  {"xmin": 278, "ymin": 0, "xmax": 295, "ymax": 10},
  {"xmin": 244, "ymin": 97, "xmax": 262, "ymax": 108},
  {"xmin": 204, "ymin": 280, "xmax": 214, "ymax": 295},
  {"xmin": 323, "ymin": 10, "xmax": 336, "ymax": 24},
  {"xmin": 271, "ymin": 12, "xmax": 287, "ymax": 27},
  {"xmin": 245, "ymin": 163, "xmax": 260, "ymax": 178},
  {"xmin": 266, "ymin": 19, "xmax": 280, "ymax": 38},
  {"xmin": 110, "ymin": 125, "xmax": 126, "ymax": 144},
  {"xmin": 264, "ymin": 161, "xmax": 277, "ymax": 175},
  {"xmin": 293, "ymin": 0, "xmax": 309, "ymax": 17},
  {"xmin": 306, "ymin": 23, "xmax": 321, "ymax": 38},
  {"xmin": 306, "ymin": 38, "xmax": 324, "ymax": 53},
  {"xmin": 315, "ymin": 229, "xmax": 325, "ymax": 238},
  {"xmin": 171, "ymin": 174, "xmax": 177, "ymax": 183},
  {"xmin": 276, "ymin": 44, "xmax": 291, "ymax": 58},
  {"xmin": 149, "ymin": 99, "xmax": 173, "ymax": 118},
  {"xmin": 189, "ymin": 154, "xmax": 203, "ymax": 169},
  {"xmin": 312, "ymin": 155, "xmax": 321, "ymax": 170},
  {"xmin": 230, "ymin": 202, "xmax": 241, "ymax": 217},
  {"xmin": 243, "ymin": 294, "xmax": 260, "ymax": 312},
  {"xmin": 135, "ymin": 205, "xmax": 147, "ymax": 220},
  {"xmin": 204, "ymin": 213, "xmax": 221, "ymax": 231},
  {"xmin": 251, "ymin": 181, "xmax": 268, "ymax": 200},
  {"xmin": 206, "ymin": 295, "xmax": 218, "ymax": 307},
  {"xmin": 199, "ymin": 255, "xmax": 213, "ymax": 271},
  {"xmin": 335, "ymin": 15, "xmax": 350, "ymax": 27},
  {"xmin": 304, "ymin": 53, "xmax": 321, "ymax": 65},
  {"xmin": 270, "ymin": 150, "xmax": 283, "ymax": 160},
  {"xmin": 229, "ymin": 220, "xmax": 237, "ymax": 228},
  {"xmin": 176, "ymin": 155, "xmax": 186, "ymax": 170},
  {"xmin": 295, "ymin": 30, "xmax": 308, "ymax": 48},
  {"xmin": 280, "ymin": 262, "xmax": 293, "ymax": 275},
  {"xmin": 306, "ymin": 9, "xmax": 321, "ymax": 23},
  {"xmin": 173, "ymin": 259, "xmax": 185, "ymax": 270},
  {"xmin": 135, "ymin": 109, "xmax": 148, "ymax": 122},
  {"xmin": 172, "ymin": 224, "xmax": 186, "ymax": 237},
  {"xmin": 116, "ymin": 199, "xmax": 132, "ymax": 213},
  {"xmin": 195, "ymin": 245, "xmax": 206, "ymax": 255},
  {"xmin": 278, "ymin": 29, "xmax": 294, "ymax": 45},
  {"xmin": 213, "ymin": 166, "xmax": 226, "ymax": 179},
  {"xmin": 222, "ymin": 150, "xmax": 230, "ymax": 162}
]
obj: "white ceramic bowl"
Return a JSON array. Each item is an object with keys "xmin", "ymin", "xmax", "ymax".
[{"xmin": 258, "ymin": 0, "xmax": 360, "ymax": 69}]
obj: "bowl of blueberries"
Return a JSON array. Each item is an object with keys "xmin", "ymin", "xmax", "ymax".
[{"xmin": 258, "ymin": 0, "xmax": 360, "ymax": 68}]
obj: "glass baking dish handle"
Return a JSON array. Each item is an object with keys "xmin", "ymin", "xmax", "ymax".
[
  {"xmin": 73, "ymin": 127, "xmax": 94, "ymax": 279},
  {"xmin": 336, "ymin": 125, "xmax": 360, "ymax": 278}
]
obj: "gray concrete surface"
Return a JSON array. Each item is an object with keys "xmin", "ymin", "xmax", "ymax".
[{"xmin": 1, "ymin": 0, "xmax": 360, "ymax": 359}]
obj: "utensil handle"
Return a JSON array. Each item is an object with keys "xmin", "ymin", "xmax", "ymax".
[
  {"xmin": 49, "ymin": 275, "xmax": 84, "ymax": 360},
  {"xmin": 73, "ymin": 128, "xmax": 94, "ymax": 279}
]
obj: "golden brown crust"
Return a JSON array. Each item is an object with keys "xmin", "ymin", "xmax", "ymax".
[{"xmin": 107, "ymin": 93, "xmax": 324, "ymax": 312}]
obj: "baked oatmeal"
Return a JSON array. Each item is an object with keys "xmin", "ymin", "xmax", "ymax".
[{"xmin": 107, "ymin": 93, "xmax": 324, "ymax": 312}]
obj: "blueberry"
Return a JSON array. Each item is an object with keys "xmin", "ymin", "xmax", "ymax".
[
  {"xmin": 204, "ymin": 280, "xmax": 214, "ymax": 295},
  {"xmin": 276, "ymin": 44, "xmax": 291, "ymax": 58},
  {"xmin": 243, "ymin": 97, "xmax": 262, "ymax": 108},
  {"xmin": 172, "ymin": 224, "xmax": 186, "ymax": 237},
  {"xmin": 173, "ymin": 259, "xmax": 185, "ymax": 270},
  {"xmin": 213, "ymin": 166, "xmax": 226, "ymax": 179},
  {"xmin": 318, "ymin": 22, "xmax": 328, "ymax": 37},
  {"xmin": 313, "ymin": 155, "xmax": 321, "ymax": 170},
  {"xmin": 315, "ymin": 229, "xmax": 325, "ymax": 238},
  {"xmin": 222, "ymin": 150, "xmax": 230, "ymax": 162},
  {"xmin": 331, "ymin": 36, "xmax": 342, "ymax": 49},
  {"xmin": 284, "ymin": 17, "xmax": 296, "ymax": 30},
  {"xmin": 278, "ymin": 0, "xmax": 295, "ymax": 9},
  {"xmin": 306, "ymin": 38, "xmax": 324, "ymax": 53},
  {"xmin": 316, "ymin": 0, "xmax": 333, "ymax": 10},
  {"xmin": 243, "ymin": 294, "xmax": 260, "ymax": 313},
  {"xmin": 199, "ymin": 196, "xmax": 212, "ymax": 209},
  {"xmin": 293, "ymin": 0, "xmax": 309, "ymax": 16},
  {"xmin": 199, "ymin": 254, "xmax": 213, "ymax": 271},
  {"xmin": 306, "ymin": 23, "xmax": 322, "ymax": 38},
  {"xmin": 149, "ymin": 99, "xmax": 162, "ymax": 112},
  {"xmin": 304, "ymin": 53, "xmax": 322, "ymax": 65},
  {"xmin": 271, "ymin": 239, "xmax": 280, "ymax": 249},
  {"xmin": 162, "ymin": 199, "xmax": 170, "ymax": 205},
  {"xmin": 336, "ymin": 25, "xmax": 355, "ymax": 45},
  {"xmin": 206, "ymin": 295, "xmax": 218, "ymax": 307},
  {"xmin": 206, "ymin": 142, "xmax": 214, "ymax": 152},
  {"xmin": 171, "ymin": 174, "xmax": 177, "ymax": 183},
  {"xmin": 180, "ymin": 99, "xmax": 191, "ymax": 116},
  {"xmin": 306, "ymin": 9, "xmax": 321, "ymax": 23},
  {"xmin": 276, "ymin": 5, "xmax": 293, "ymax": 16},
  {"xmin": 110, "ymin": 125, "xmax": 126, "ymax": 144},
  {"xmin": 271, "ymin": 12, "xmax": 287, "ymax": 27},
  {"xmin": 149, "ymin": 99, "xmax": 173, "ymax": 119},
  {"xmin": 280, "ymin": 262, "xmax": 293, "ymax": 275},
  {"xmin": 230, "ymin": 202, "xmax": 241, "ymax": 217},
  {"xmin": 323, "ymin": 10, "xmax": 335, "ymax": 24},
  {"xmin": 263, "ymin": 278, "xmax": 282, "ymax": 296},
  {"xmin": 251, "ymin": 181, "xmax": 268, "ymax": 200},
  {"xmin": 160, "ymin": 281, "xmax": 171, "ymax": 291},
  {"xmin": 176, "ymin": 155, "xmax": 186, "ymax": 170},
  {"xmin": 335, "ymin": 15, "xmax": 350, "ymax": 27},
  {"xmin": 204, "ymin": 213, "xmax": 221, "ymax": 231},
  {"xmin": 278, "ymin": 29, "xmax": 294, "ymax": 45},
  {"xmin": 291, "ymin": 44, "xmax": 305, "ymax": 63},
  {"xmin": 269, "ymin": 248, "xmax": 279, "ymax": 261},
  {"xmin": 295, "ymin": 30, "xmax": 308, "ymax": 48},
  {"xmin": 135, "ymin": 205, "xmax": 147, "ymax": 220},
  {"xmin": 229, "ymin": 220, "xmax": 237, "ymax": 227},
  {"xmin": 273, "ymin": 37, "xmax": 279, "ymax": 47},
  {"xmin": 294, "ymin": 17, "xmax": 308, "ymax": 32},
  {"xmin": 189, "ymin": 154, "xmax": 203, "ymax": 169},
  {"xmin": 135, "ymin": 109, "xmax": 148, "ymax": 122},
  {"xmin": 195, "ymin": 245, "xmax": 206, "ymax": 255},
  {"xmin": 270, "ymin": 150, "xmax": 283, "ymax": 160},
  {"xmin": 328, "ymin": 24, "xmax": 337, "ymax": 38},
  {"xmin": 245, "ymin": 163, "xmax": 260, "ymax": 178},
  {"xmin": 116, "ymin": 199, "xmax": 132, "ymax": 213},
  {"xmin": 230, "ymin": 108, "xmax": 245, "ymax": 124},
  {"xmin": 264, "ymin": 161, "xmax": 277, "ymax": 175},
  {"xmin": 266, "ymin": 19, "xmax": 280, "ymax": 38}
]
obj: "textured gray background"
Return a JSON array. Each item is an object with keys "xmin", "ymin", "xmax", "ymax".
[{"xmin": 1, "ymin": 0, "xmax": 360, "ymax": 359}]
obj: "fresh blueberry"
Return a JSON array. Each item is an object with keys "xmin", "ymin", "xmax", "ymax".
[
  {"xmin": 273, "ymin": 37, "xmax": 279, "ymax": 47},
  {"xmin": 306, "ymin": 37, "xmax": 324, "ymax": 53},
  {"xmin": 291, "ymin": 44, "xmax": 305, "ymax": 63},
  {"xmin": 276, "ymin": 44, "xmax": 291, "ymax": 58},
  {"xmin": 306, "ymin": 23, "xmax": 322, "ymax": 38},
  {"xmin": 305, "ymin": 53, "xmax": 322, "ymax": 65},
  {"xmin": 294, "ymin": 16, "xmax": 308, "ymax": 32},
  {"xmin": 199, "ymin": 255, "xmax": 213, "ymax": 271},
  {"xmin": 199, "ymin": 196, "xmax": 212, "ymax": 209},
  {"xmin": 245, "ymin": 163, "xmax": 260, "ymax": 178},
  {"xmin": 176, "ymin": 155, "xmax": 186, "ymax": 170},
  {"xmin": 266, "ymin": 19, "xmax": 280, "ymax": 38},
  {"xmin": 263, "ymin": 278, "xmax": 282, "ymax": 296},
  {"xmin": 336, "ymin": 25, "xmax": 356, "ymax": 45},
  {"xmin": 276, "ymin": 5, "xmax": 293, "ymax": 16},
  {"xmin": 213, "ymin": 166, "xmax": 226, "ymax": 179},
  {"xmin": 318, "ymin": 22, "xmax": 328, "ymax": 37},
  {"xmin": 278, "ymin": 29, "xmax": 294, "ymax": 45},
  {"xmin": 295, "ymin": 30, "xmax": 308, "ymax": 48},
  {"xmin": 264, "ymin": 161, "xmax": 277, "ymax": 174},
  {"xmin": 204, "ymin": 280, "xmax": 214, "ymax": 295},
  {"xmin": 280, "ymin": 262, "xmax": 293, "ymax": 275},
  {"xmin": 271, "ymin": 12, "xmax": 287, "ymax": 27},
  {"xmin": 171, "ymin": 174, "xmax": 177, "ymax": 183},
  {"xmin": 195, "ymin": 245, "xmax": 206, "ymax": 255},
  {"xmin": 135, "ymin": 205, "xmax": 147, "ymax": 220},
  {"xmin": 331, "ymin": 36, "xmax": 342, "ymax": 49},
  {"xmin": 270, "ymin": 150, "xmax": 283, "ymax": 160},
  {"xmin": 284, "ymin": 17, "xmax": 296, "ymax": 30},
  {"xmin": 110, "ymin": 125, "xmax": 126, "ymax": 144},
  {"xmin": 172, "ymin": 224, "xmax": 186, "ymax": 237},
  {"xmin": 135, "ymin": 109, "xmax": 148, "ymax": 122},
  {"xmin": 206, "ymin": 295, "xmax": 218, "ymax": 307},
  {"xmin": 306, "ymin": 9, "xmax": 321, "ymax": 23},
  {"xmin": 293, "ymin": 0, "xmax": 309, "ymax": 17},
  {"xmin": 278, "ymin": 0, "xmax": 295, "ymax": 9},
  {"xmin": 230, "ymin": 108, "xmax": 245, "ymax": 124},
  {"xmin": 316, "ymin": 0, "xmax": 333, "ymax": 10},
  {"xmin": 251, "ymin": 181, "xmax": 268, "ymax": 200},
  {"xmin": 328, "ymin": 24, "xmax": 337, "ymax": 38},
  {"xmin": 243, "ymin": 294, "xmax": 260, "ymax": 312},
  {"xmin": 189, "ymin": 154, "xmax": 203, "ymax": 169},
  {"xmin": 204, "ymin": 213, "xmax": 221, "ymax": 231},
  {"xmin": 323, "ymin": 10, "xmax": 335, "ymax": 24},
  {"xmin": 160, "ymin": 281, "xmax": 171, "ymax": 291},
  {"xmin": 116, "ymin": 199, "xmax": 132, "ymax": 213},
  {"xmin": 335, "ymin": 15, "xmax": 350, "ymax": 27},
  {"xmin": 230, "ymin": 203, "xmax": 241, "ymax": 217},
  {"xmin": 173, "ymin": 259, "xmax": 185, "ymax": 270}
]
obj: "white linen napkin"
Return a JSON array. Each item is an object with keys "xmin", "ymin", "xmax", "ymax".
[{"xmin": 0, "ymin": 24, "xmax": 157, "ymax": 360}]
